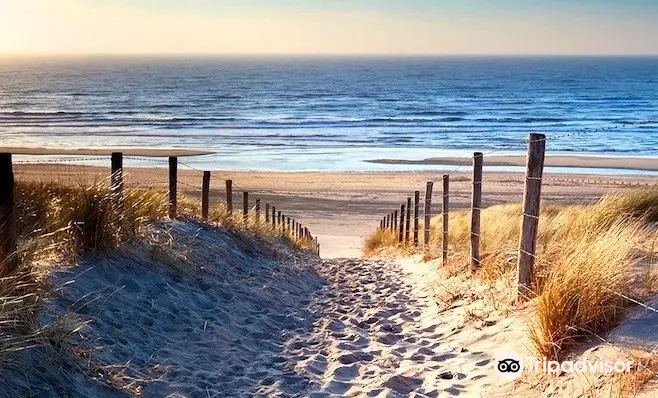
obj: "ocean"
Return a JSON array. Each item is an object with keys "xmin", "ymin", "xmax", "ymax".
[{"xmin": 0, "ymin": 56, "xmax": 656, "ymax": 172}]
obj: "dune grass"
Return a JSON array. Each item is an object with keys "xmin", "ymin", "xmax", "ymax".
[
  {"xmin": 1, "ymin": 178, "xmax": 317, "ymax": 373},
  {"xmin": 364, "ymin": 190, "xmax": 658, "ymax": 360}
]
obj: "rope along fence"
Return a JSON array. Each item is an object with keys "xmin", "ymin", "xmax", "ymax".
[{"xmin": 0, "ymin": 152, "xmax": 320, "ymax": 275}]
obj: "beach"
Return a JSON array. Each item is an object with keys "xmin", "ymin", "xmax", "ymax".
[{"xmin": 14, "ymin": 160, "xmax": 656, "ymax": 258}]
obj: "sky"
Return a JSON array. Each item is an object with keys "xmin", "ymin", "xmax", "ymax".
[{"xmin": 1, "ymin": 0, "xmax": 658, "ymax": 55}]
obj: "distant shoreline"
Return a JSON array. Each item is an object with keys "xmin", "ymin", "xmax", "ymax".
[
  {"xmin": 1, "ymin": 147, "xmax": 213, "ymax": 157},
  {"xmin": 365, "ymin": 155, "xmax": 658, "ymax": 172}
]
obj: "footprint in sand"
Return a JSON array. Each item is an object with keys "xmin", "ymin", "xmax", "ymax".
[
  {"xmin": 382, "ymin": 374, "xmax": 424, "ymax": 395},
  {"xmin": 332, "ymin": 363, "xmax": 360, "ymax": 381}
]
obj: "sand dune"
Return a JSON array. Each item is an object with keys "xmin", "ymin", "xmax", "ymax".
[{"xmin": 1, "ymin": 221, "xmax": 324, "ymax": 397}]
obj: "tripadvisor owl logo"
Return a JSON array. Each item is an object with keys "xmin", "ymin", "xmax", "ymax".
[
  {"xmin": 495, "ymin": 352, "xmax": 524, "ymax": 381},
  {"xmin": 493, "ymin": 351, "xmax": 632, "ymax": 380}
]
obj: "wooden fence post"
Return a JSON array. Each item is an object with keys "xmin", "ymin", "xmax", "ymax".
[
  {"xmin": 265, "ymin": 203, "xmax": 270, "ymax": 223},
  {"xmin": 386, "ymin": 214, "xmax": 390, "ymax": 230},
  {"xmin": 393, "ymin": 210, "xmax": 398, "ymax": 232},
  {"xmin": 110, "ymin": 152, "xmax": 124, "ymax": 213},
  {"xmin": 517, "ymin": 133, "xmax": 546, "ymax": 299},
  {"xmin": 412, "ymin": 191, "xmax": 419, "ymax": 246},
  {"xmin": 202, "ymin": 171, "xmax": 210, "ymax": 220},
  {"xmin": 424, "ymin": 182, "xmax": 433, "ymax": 246},
  {"xmin": 226, "ymin": 180, "xmax": 233, "ymax": 214},
  {"xmin": 0, "ymin": 153, "xmax": 16, "ymax": 275},
  {"xmin": 405, "ymin": 197, "xmax": 411, "ymax": 243},
  {"xmin": 287, "ymin": 217, "xmax": 291, "ymax": 233},
  {"xmin": 168, "ymin": 156, "xmax": 178, "ymax": 219},
  {"xmin": 272, "ymin": 206, "xmax": 276, "ymax": 227},
  {"xmin": 471, "ymin": 152, "xmax": 483, "ymax": 271},
  {"xmin": 277, "ymin": 211, "xmax": 282, "ymax": 230},
  {"xmin": 243, "ymin": 192, "xmax": 248, "ymax": 222},
  {"xmin": 442, "ymin": 174, "xmax": 450, "ymax": 265},
  {"xmin": 255, "ymin": 199, "xmax": 261, "ymax": 222},
  {"xmin": 399, "ymin": 204, "xmax": 405, "ymax": 244}
]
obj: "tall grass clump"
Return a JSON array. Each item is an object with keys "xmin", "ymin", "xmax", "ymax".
[
  {"xmin": 12, "ymin": 179, "xmax": 317, "ymax": 268},
  {"xmin": 363, "ymin": 229, "xmax": 398, "ymax": 256},
  {"xmin": 529, "ymin": 220, "xmax": 647, "ymax": 360},
  {"xmin": 363, "ymin": 189, "xmax": 658, "ymax": 360},
  {"xmin": 13, "ymin": 180, "xmax": 169, "ymax": 262}
]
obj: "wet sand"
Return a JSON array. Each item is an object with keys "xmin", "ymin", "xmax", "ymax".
[{"xmin": 367, "ymin": 155, "xmax": 658, "ymax": 172}]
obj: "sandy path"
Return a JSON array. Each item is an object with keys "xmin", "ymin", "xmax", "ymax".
[{"xmin": 265, "ymin": 258, "xmax": 518, "ymax": 397}]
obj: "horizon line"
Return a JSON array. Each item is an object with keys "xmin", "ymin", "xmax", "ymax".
[{"xmin": 2, "ymin": 52, "xmax": 658, "ymax": 58}]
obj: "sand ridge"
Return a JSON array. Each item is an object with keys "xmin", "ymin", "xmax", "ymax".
[{"xmin": 366, "ymin": 155, "xmax": 658, "ymax": 172}]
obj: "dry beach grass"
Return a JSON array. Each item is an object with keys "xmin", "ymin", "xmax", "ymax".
[{"xmin": 364, "ymin": 190, "xmax": 658, "ymax": 365}]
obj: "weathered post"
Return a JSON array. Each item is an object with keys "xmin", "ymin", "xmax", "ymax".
[
  {"xmin": 272, "ymin": 206, "xmax": 276, "ymax": 227},
  {"xmin": 386, "ymin": 214, "xmax": 390, "ymax": 230},
  {"xmin": 0, "ymin": 153, "xmax": 16, "ymax": 275},
  {"xmin": 393, "ymin": 210, "xmax": 398, "ymax": 232},
  {"xmin": 226, "ymin": 179, "xmax": 233, "ymax": 214},
  {"xmin": 414, "ymin": 191, "xmax": 420, "ymax": 246},
  {"xmin": 201, "ymin": 171, "xmax": 210, "ymax": 220},
  {"xmin": 265, "ymin": 203, "xmax": 270, "ymax": 223},
  {"xmin": 243, "ymin": 192, "xmax": 249, "ymax": 223},
  {"xmin": 405, "ymin": 197, "xmax": 411, "ymax": 243},
  {"xmin": 168, "ymin": 156, "xmax": 178, "ymax": 219},
  {"xmin": 277, "ymin": 211, "xmax": 282, "ymax": 230},
  {"xmin": 110, "ymin": 152, "xmax": 124, "ymax": 213},
  {"xmin": 286, "ymin": 216, "xmax": 291, "ymax": 234},
  {"xmin": 424, "ymin": 182, "xmax": 433, "ymax": 246},
  {"xmin": 517, "ymin": 133, "xmax": 546, "ymax": 299},
  {"xmin": 255, "ymin": 199, "xmax": 261, "ymax": 222},
  {"xmin": 442, "ymin": 175, "xmax": 450, "ymax": 265},
  {"xmin": 399, "ymin": 204, "xmax": 405, "ymax": 244},
  {"xmin": 471, "ymin": 152, "xmax": 483, "ymax": 271}
]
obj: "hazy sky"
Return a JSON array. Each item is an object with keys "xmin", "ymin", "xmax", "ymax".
[{"xmin": 1, "ymin": 0, "xmax": 657, "ymax": 55}]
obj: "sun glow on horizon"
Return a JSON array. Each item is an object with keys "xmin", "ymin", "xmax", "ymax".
[{"xmin": 1, "ymin": 0, "xmax": 657, "ymax": 56}]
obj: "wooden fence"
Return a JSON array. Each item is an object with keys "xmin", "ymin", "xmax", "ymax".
[
  {"xmin": 0, "ymin": 152, "xmax": 321, "ymax": 275},
  {"xmin": 376, "ymin": 133, "xmax": 547, "ymax": 300}
]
